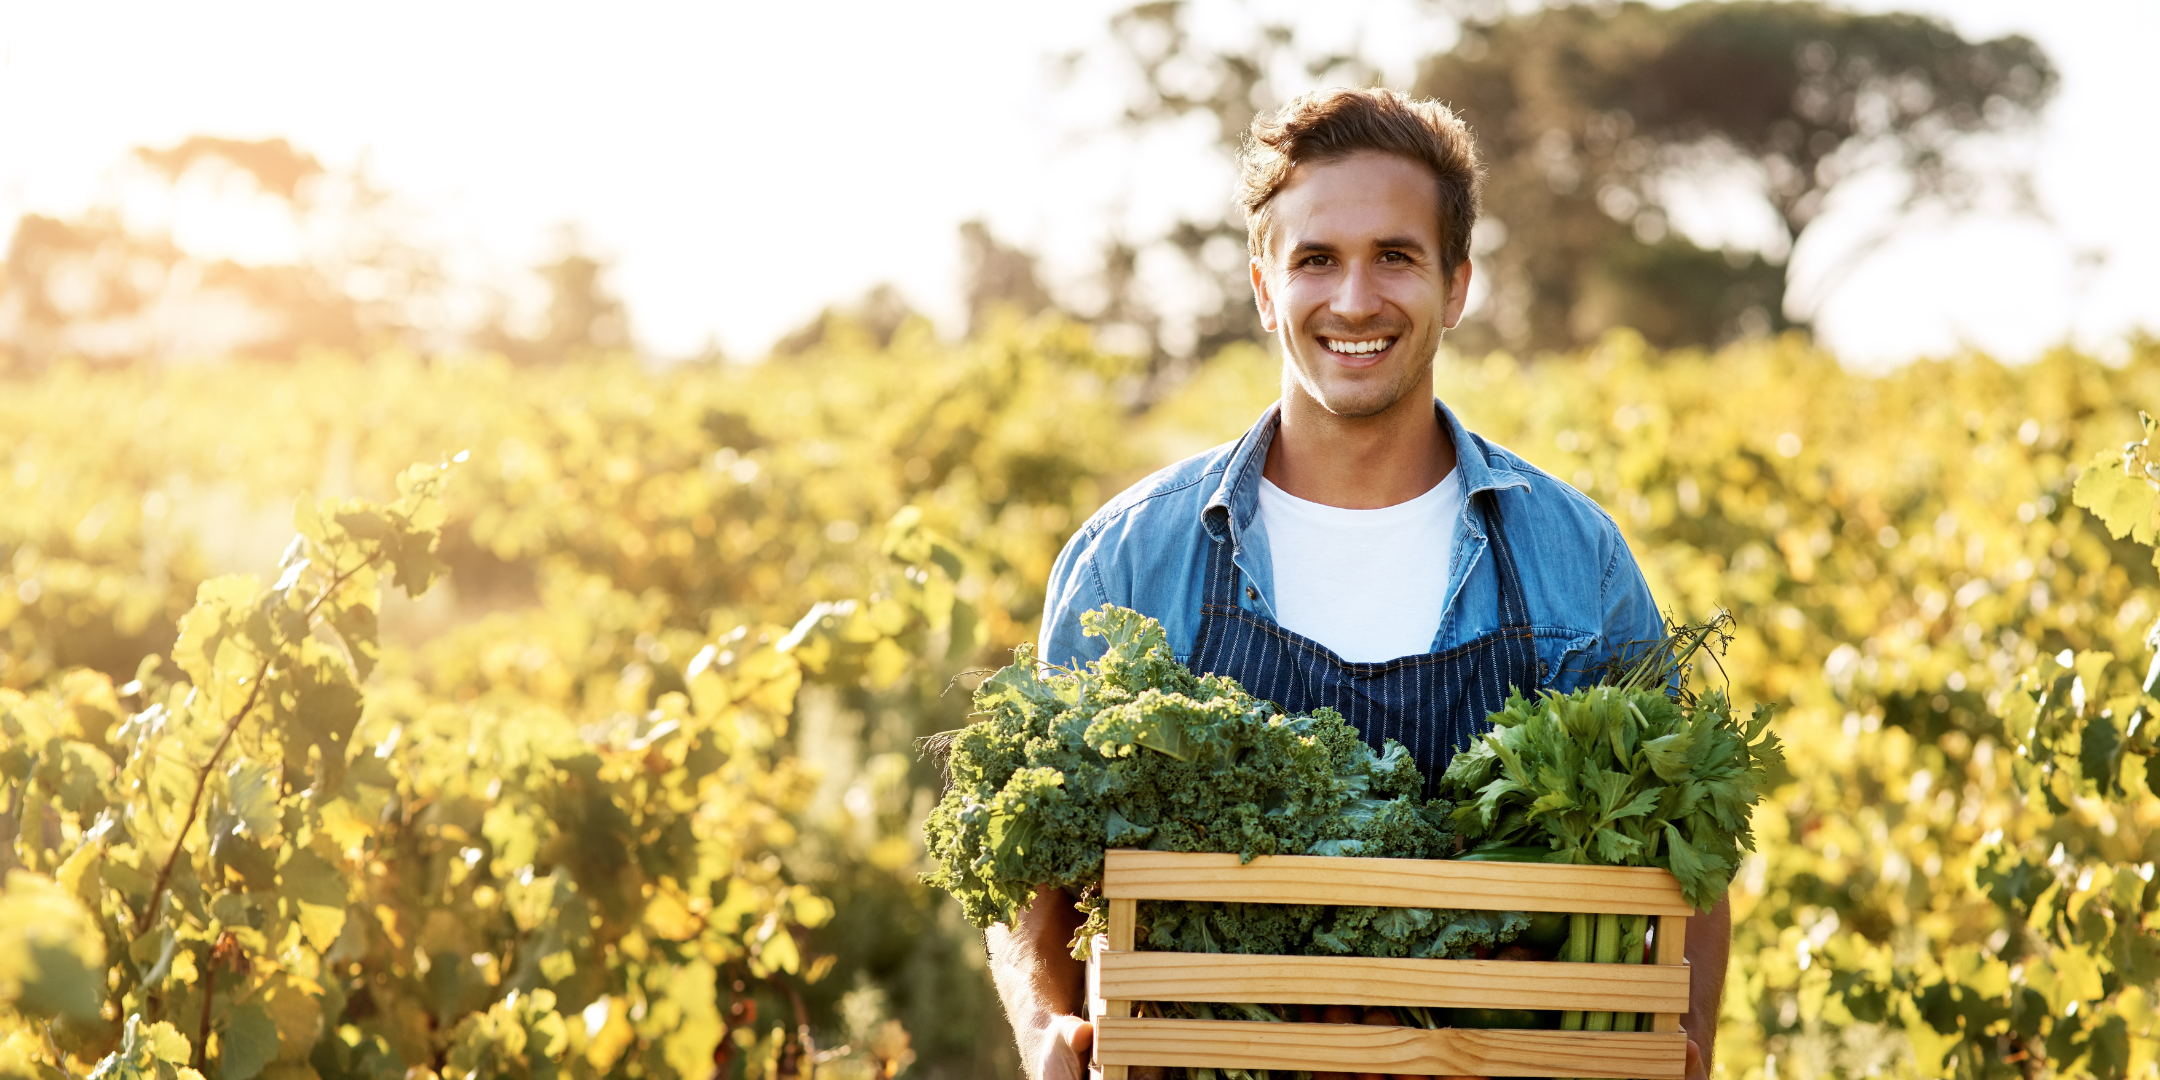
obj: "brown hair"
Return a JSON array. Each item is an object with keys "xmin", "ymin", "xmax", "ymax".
[{"xmin": 1238, "ymin": 87, "xmax": 1482, "ymax": 270}]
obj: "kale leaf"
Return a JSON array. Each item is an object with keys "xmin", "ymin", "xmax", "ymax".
[{"xmin": 922, "ymin": 606, "xmax": 1525, "ymax": 959}]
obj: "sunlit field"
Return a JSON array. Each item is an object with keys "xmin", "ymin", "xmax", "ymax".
[
  {"xmin": 8, "ymin": 0, "xmax": 2160, "ymax": 1077},
  {"xmin": 4, "ymin": 322, "xmax": 2159, "ymax": 1078}
]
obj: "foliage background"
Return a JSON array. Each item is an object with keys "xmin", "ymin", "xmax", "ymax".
[
  {"xmin": 1, "ymin": 3, "xmax": 2153, "ymax": 1078},
  {"xmin": 3, "ymin": 317, "xmax": 2159, "ymax": 1078}
]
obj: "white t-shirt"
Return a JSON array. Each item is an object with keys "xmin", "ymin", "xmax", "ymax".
[{"xmin": 1254, "ymin": 471, "xmax": 1463, "ymax": 663}]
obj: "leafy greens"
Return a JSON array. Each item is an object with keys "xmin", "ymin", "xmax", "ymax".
[
  {"xmin": 1438, "ymin": 620, "xmax": 1785, "ymax": 912},
  {"xmin": 921, "ymin": 606, "xmax": 1526, "ymax": 960}
]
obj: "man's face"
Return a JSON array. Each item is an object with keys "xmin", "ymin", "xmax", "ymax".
[{"xmin": 1250, "ymin": 151, "xmax": 1472, "ymax": 420}]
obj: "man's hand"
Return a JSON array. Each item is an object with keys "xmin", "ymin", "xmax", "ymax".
[
  {"xmin": 1036, "ymin": 1014, "xmax": 1093, "ymax": 1080},
  {"xmin": 986, "ymin": 886, "xmax": 1090, "ymax": 1080}
]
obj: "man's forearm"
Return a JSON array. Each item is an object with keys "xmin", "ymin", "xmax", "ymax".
[
  {"xmin": 1684, "ymin": 895, "xmax": 1732, "ymax": 1076},
  {"xmin": 986, "ymin": 886, "xmax": 1088, "ymax": 1077}
]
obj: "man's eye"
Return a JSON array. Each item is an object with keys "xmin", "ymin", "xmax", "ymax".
[{"xmin": 1300, "ymin": 255, "xmax": 1332, "ymax": 267}]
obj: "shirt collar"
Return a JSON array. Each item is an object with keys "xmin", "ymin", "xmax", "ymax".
[{"xmin": 1202, "ymin": 397, "xmax": 1528, "ymax": 543}]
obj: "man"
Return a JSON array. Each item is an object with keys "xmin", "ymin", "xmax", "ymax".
[{"xmin": 990, "ymin": 87, "xmax": 1728, "ymax": 1080}]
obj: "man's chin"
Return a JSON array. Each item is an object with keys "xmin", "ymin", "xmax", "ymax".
[
  {"xmin": 1287, "ymin": 345, "xmax": 1434, "ymax": 420},
  {"xmin": 1303, "ymin": 380, "xmax": 1422, "ymax": 420}
]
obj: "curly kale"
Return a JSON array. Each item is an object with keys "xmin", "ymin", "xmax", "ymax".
[{"xmin": 921, "ymin": 606, "xmax": 1526, "ymax": 960}]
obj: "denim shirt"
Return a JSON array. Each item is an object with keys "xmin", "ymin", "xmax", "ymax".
[{"xmin": 1038, "ymin": 399, "xmax": 1663, "ymax": 692}]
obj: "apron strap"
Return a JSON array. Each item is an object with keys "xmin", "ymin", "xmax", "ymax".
[
  {"xmin": 1478, "ymin": 490, "xmax": 1536, "ymax": 631},
  {"xmin": 1198, "ymin": 518, "xmax": 1243, "ymax": 613}
]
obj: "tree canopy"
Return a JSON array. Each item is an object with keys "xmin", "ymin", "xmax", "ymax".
[
  {"xmin": 1419, "ymin": 0, "xmax": 2056, "ymax": 352},
  {"xmin": 0, "ymin": 140, "xmax": 629, "ymax": 373},
  {"xmin": 1098, "ymin": 0, "xmax": 2056, "ymax": 358},
  {"xmin": 0, "ymin": 4, "xmax": 2061, "ymax": 371}
]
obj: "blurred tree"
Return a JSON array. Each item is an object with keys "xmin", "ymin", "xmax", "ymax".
[
  {"xmin": 535, "ymin": 247, "xmax": 631, "ymax": 358},
  {"xmin": 772, "ymin": 283, "xmax": 920, "ymax": 356},
  {"xmin": 0, "ymin": 212, "xmax": 196, "ymax": 370},
  {"xmin": 1092, "ymin": 1, "xmax": 1376, "ymax": 367},
  {"xmin": 1097, "ymin": 0, "xmax": 2056, "ymax": 356},
  {"xmin": 134, "ymin": 134, "xmax": 323, "ymax": 200},
  {"xmin": 0, "ymin": 136, "xmax": 451, "ymax": 372},
  {"xmin": 1418, "ymin": 0, "xmax": 2057, "ymax": 352},
  {"xmin": 476, "ymin": 232, "xmax": 635, "ymax": 364},
  {"xmin": 960, "ymin": 219, "xmax": 1053, "ymax": 335}
]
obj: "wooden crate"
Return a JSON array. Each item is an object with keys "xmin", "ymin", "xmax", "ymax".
[{"xmin": 1086, "ymin": 849, "xmax": 1694, "ymax": 1078}]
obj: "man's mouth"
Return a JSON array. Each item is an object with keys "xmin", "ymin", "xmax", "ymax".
[{"xmin": 1320, "ymin": 335, "xmax": 1397, "ymax": 359}]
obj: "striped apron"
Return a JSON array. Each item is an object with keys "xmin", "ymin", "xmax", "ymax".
[{"xmin": 1188, "ymin": 489, "xmax": 1540, "ymax": 793}]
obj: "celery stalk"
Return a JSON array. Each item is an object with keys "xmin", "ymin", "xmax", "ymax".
[
  {"xmin": 1613, "ymin": 914, "xmax": 1649, "ymax": 1032},
  {"xmin": 1584, "ymin": 912, "xmax": 1621, "ymax": 1031},
  {"xmin": 1561, "ymin": 911, "xmax": 1594, "ymax": 1030}
]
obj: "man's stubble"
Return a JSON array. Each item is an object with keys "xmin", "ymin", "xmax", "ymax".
[{"xmin": 1281, "ymin": 321, "xmax": 1445, "ymax": 422}]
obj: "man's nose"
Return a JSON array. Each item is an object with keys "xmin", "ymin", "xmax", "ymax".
[{"xmin": 1330, "ymin": 261, "xmax": 1383, "ymax": 322}]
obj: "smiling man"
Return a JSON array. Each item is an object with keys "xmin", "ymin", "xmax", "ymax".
[{"xmin": 988, "ymin": 88, "xmax": 1728, "ymax": 1080}]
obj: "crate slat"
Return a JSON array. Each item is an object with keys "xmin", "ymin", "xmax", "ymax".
[
  {"xmin": 1093, "ymin": 1017, "xmax": 1687, "ymax": 1078},
  {"xmin": 1099, "ymin": 900, "xmax": 1137, "ymax": 1080},
  {"xmin": 1098, "ymin": 951, "xmax": 1689, "ymax": 1012},
  {"xmin": 1108, "ymin": 898, "xmax": 1136, "ymax": 950},
  {"xmin": 1652, "ymin": 914, "xmax": 1690, "ymax": 1034},
  {"xmin": 1103, "ymin": 850, "xmax": 1694, "ymax": 915}
]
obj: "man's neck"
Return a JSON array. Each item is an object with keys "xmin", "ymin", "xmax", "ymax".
[{"xmin": 1262, "ymin": 384, "xmax": 1456, "ymax": 510}]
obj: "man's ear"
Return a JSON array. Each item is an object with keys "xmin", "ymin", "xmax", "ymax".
[
  {"xmin": 1250, "ymin": 257, "xmax": 1279, "ymax": 333},
  {"xmin": 1441, "ymin": 259, "xmax": 1474, "ymax": 330}
]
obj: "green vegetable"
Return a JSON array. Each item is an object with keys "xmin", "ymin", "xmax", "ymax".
[
  {"xmin": 921, "ymin": 606, "xmax": 1526, "ymax": 961},
  {"xmin": 1614, "ymin": 915, "xmax": 1650, "ymax": 1032},
  {"xmin": 1438, "ymin": 618, "xmax": 1784, "ymax": 912},
  {"xmin": 1455, "ymin": 845, "xmax": 1558, "ymax": 862},
  {"xmin": 1585, "ymin": 913, "xmax": 1623, "ymax": 1031},
  {"xmin": 1520, "ymin": 910, "xmax": 1571, "ymax": 949},
  {"xmin": 1442, "ymin": 616, "xmax": 1779, "ymax": 1051},
  {"xmin": 1443, "ymin": 1007, "xmax": 1552, "ymax": 1030},
  {"xmin": 922, "ymin": 607, "xmax": 1771, "ymax": 1075},
  {"xmin": 1561, "ymin": 911, "xmax": 1595, "ymax": 1030}
]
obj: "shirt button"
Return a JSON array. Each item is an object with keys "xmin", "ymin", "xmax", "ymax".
[{"xmin": 1245, "ymin": 585, "xmax": 1258, "ymax": 601}]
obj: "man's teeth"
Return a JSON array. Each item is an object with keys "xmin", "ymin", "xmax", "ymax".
[{"xmin": 1324, "ymin": 337, "xmax": 1394, "ymax": 356}]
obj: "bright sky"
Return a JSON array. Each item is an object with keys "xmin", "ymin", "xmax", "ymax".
[{"xmin": 1, "ymin": 0, "xmax": 2154, "ymax": 366}]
